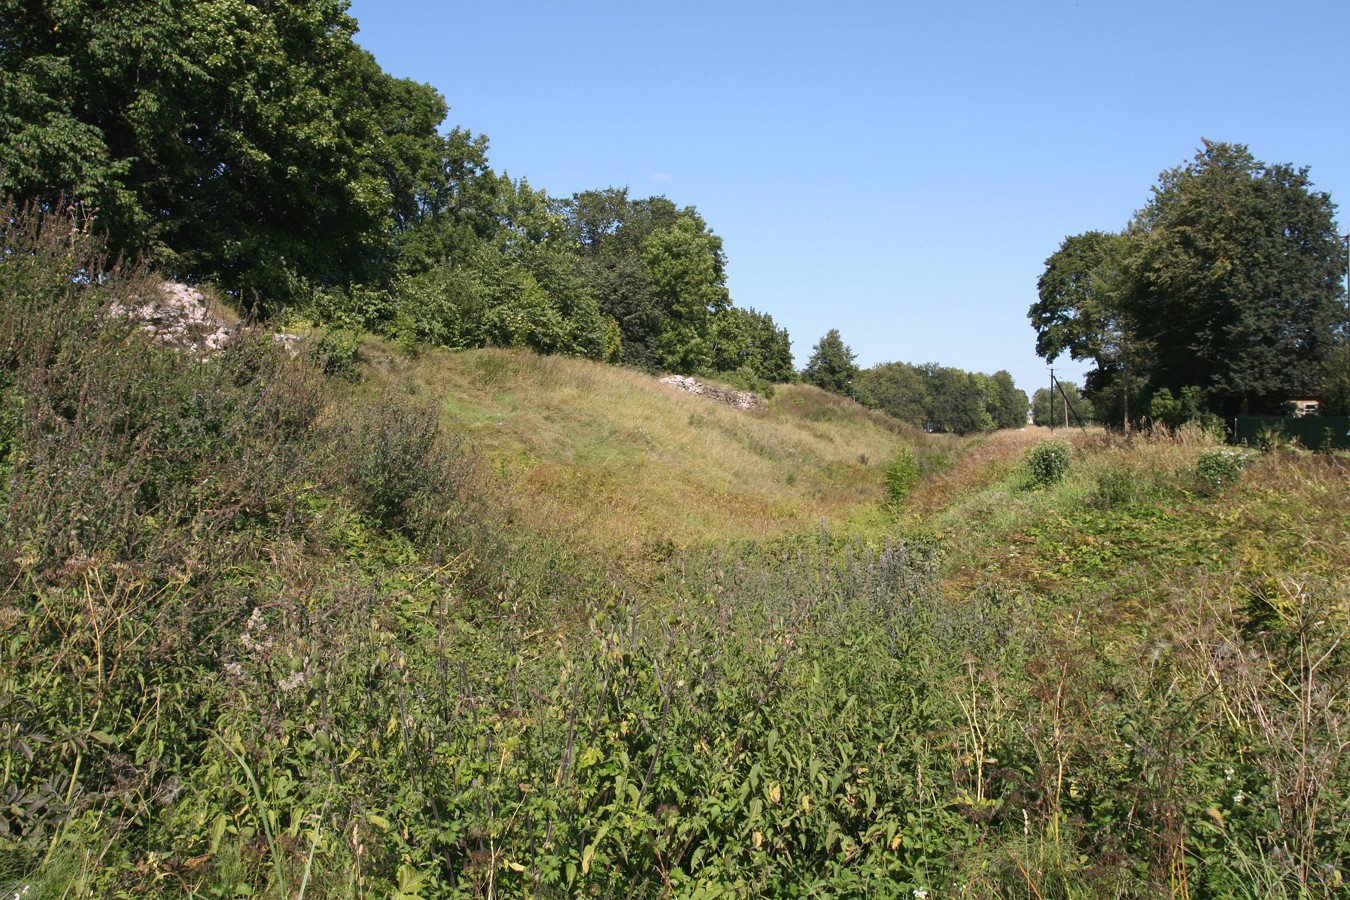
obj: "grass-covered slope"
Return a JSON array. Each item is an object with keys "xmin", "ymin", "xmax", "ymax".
[
  {"xmin": 368, "ymin": 341, "xmax": 938, "ymax": 557},
  {"xmin": 3, "ymin": 200, "xmax": 1349, "ymax": 898}
]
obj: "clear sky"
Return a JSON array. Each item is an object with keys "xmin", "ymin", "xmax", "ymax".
[{"xmin": 346, "ymin": 0, "xmax": 1350, "ymax": 399}]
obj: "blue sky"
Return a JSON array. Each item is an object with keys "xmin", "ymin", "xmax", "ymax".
[{"xmin": 347, "ymin": 0, "xmax": 1350, "ymax": 399}]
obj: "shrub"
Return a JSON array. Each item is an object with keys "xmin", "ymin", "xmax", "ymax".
[
  {"xmin": 1195, "ymin": 447, "xmax": 1254, "ymax": 492},
  {"xmin": 884, "ymin": 448, "xmax": 921, "ymax": 506},
  {"xmin": 330, "ymin": 390, "xmax": 443, "ymax": 529},
  {"xmin": 309, "ymin": 327, "xmax": 362, "ymax": 379},
  {"xmin": 1026, "ymin": 440, "xmax": 1071, "ymax": 487},
  {"xmin": 1089, "ymin": 469, "xmax": 1139, "ymax": 510}
]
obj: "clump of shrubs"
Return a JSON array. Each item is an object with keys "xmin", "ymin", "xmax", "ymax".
[
  {"xmin": 1025, "ymin": 440, "xmax": 1071, "ymax": 487},
  {"xmin": 1194, "ymin": 447, "xmax": 1255, "ymax": 493}
]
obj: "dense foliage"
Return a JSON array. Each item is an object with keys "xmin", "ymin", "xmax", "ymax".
[
  {"xmin": 1031, "ymin": 382, "xmax": 1095, "ymax": 427},
  {"xmin": 855, "ymin": 360, "xmax": 1029, "ymax": 434},
  {"xmin": 800, "ymin": 328, "xmax": 859, "ymax": 396},
  {"xmin": 1030, "ymin": 141, "xmax": 1348, "ymax": 422},
  {"xmin": 0, "ymin": 1, "xmax": 795, "ymax": 381}
]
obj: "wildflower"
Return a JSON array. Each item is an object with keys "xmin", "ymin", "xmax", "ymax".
[
  {"xmin": 1233, "ymin": 790, "xmax": 1246, "ymax": 804},
  {"xmin": 240, "ymin": 606, "xmax": 274, "ymax": 653},
  {"xmin": 914, "ymin": 890, "xmax": 929, "ymax": 899},
  {"xmin": 278, "ymin": 670, "xmax": 307, "ymax": 693},
  {"xmin": 1224, "ymin": 766, "xmax": 1235, "ymax": 782}
]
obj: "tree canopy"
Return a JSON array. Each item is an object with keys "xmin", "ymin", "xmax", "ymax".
[
  {"xmin": 0, "ymin": 0, "xmax": 447, "ymax": 306},
  {"xmin": 853, "ymin": 360, "xmax": 1028, "ymax": 434},
  {"xmin": 4, "ymin": 1, "xmax": 1031, "ymax": 393},
  {"xmin": 1030, "ymin": 141, "xmax": 1347, "ymax": 421}
]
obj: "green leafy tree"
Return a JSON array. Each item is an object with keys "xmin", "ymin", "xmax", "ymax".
[
  {"xmin": 643, "ymin": 213, "xmax": 731, "ymax": 373},
  {"xmin": 562, "ymin": 190, "xmax": 722, "ymax": 372},
  {"xmin": 0, "ymin": 0, "xmax": 453, "ymax": 308},
  {"xmin": 1029, "ymin": 230, "xmax": 1144, "ymax": 428},
  {"xmin": 1033, "ymin": 141, "xmax": 1347, "ymax": 422},
  {"xmin": 1128, "ymin": 141, "xmax": 1346, "ymax": 415},
  {"xmin": 1032, "ymin": 382, "xmax": 1095, "ymax": 427},
  {"xmin": 921, "ymin": 365, "xmax": 994, "ymax": 434},
  {"xmin": 802, "ymin": 329, "xmax": 859, "ymax": 396},
  {"xmin": 985, "ymin": 370, "xmax": 1030, "ymax": 430},
  {"xmin": 1319, "ymin": 338, "xmax": 1350, "ymax": 416},
  {"xmin": 855, "ymin": 361, "xmax": 930, "ymax": 426},
  {"xmin": 710, "ymin": 307, "xmax": 794, "ymax": 383}
]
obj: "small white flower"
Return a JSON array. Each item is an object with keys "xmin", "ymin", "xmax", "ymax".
[
  {"xmin": 278, "ymin": 670, "xmax": 307, "ymax": 693},
  {"xmin": 1233, "ymin": 790, "xmax": 1246, "ymax": 804},
  {"xmin": 914, "ymin": 890, "xmax": 929, "ymax": 899},
  {"xmin": 1224, "ymin": 766, "xmax": 1235, "ymax": 782}
]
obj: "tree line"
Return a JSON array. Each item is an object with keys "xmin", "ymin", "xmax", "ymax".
[
  {"xmin": 0, "ymin": 1, "xmax": 790, "ymax": 383},
  {"xmin": 1, "ymin": 0, "xmax": 1040, "ymax": 413},
  {"xmin": 800, "ymin": 329, "xmax": 1029, "ymax": 434},
  {"xmin": 1029, "ymin": 140, "xmax": 1349, "ymax": 426}
]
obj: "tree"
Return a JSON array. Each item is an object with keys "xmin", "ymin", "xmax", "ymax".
[
  {"xmin": 1032, "ymin": 141, "xmax": 1348, "ymax": 422},
  {"xmin": 559, "ymin": 191, "xmax": 727, "ymax": 373},
  {"xmin": 0, "ymin": 0, "xmax": 453, "ymax": 307},
  {"xmin": 802, "ymin": 329, "xmax": 859, "ymax": 396},
  {"xmin": 855, "ymin": 361, "xmax": 929, "ymax": 425},
  {"xmin": 1032, "ymin": 382, "xmax": 1095, "ymax": 427},
  {"xmin": 642, "ymin": 213, "xmax": 730, "ymax": 373},
  {"xmin": 1029, "ymin": 230, "xmax": 1143, "ymax": 428},
  {"xmin": 921, "ymin": 365, "xmax": 993, "ymax": 434},
  {"xmin": 710, "ymin": 307, "xmax": 794, "ymax": 383},
  {"xmin": 985, "ymin": 370, "xmax": 1029, "ymax": 430},
  {"xmin": 1128, "ymin": 141, "xmax": 1345, "ymax": 415}
]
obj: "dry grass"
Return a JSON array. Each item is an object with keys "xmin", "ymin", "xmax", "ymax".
[{"xmin": 360, "ymin": 344, "xmax": 926, "ymax": 558}]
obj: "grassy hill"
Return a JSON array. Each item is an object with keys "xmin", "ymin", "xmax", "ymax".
[
  {"xmin": 362, "ymin": 340, "xmax": 955, "ymax": 559},
  {"xmin": 4, "ymin": 203, "xmax": 1349, "ymax": 898}
]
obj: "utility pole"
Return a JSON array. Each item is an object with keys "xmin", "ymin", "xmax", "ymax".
[{"xmin": 1048, "ymin": 368, "xmax": 1055, "ymax": 432}]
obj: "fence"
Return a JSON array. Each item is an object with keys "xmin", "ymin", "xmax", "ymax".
[{"xmin": 1233, "ymin": 415, "xmax": 1350, "ymax": 450}]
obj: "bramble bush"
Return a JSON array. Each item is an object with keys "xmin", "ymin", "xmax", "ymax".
[
  {"xmin": 884, "ymin": 448, "xmax": 920, "ymax": 506},
  {"xmin": 1195, "ymin": 447, "xmax": 1254, "ymax": 493}
]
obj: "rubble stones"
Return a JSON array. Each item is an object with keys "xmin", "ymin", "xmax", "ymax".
[
  {"xmin": 110, "ymin": 281, "xmax": 240, "ymax": 353},
  {"xmin": 660, "ymin": 375, "xmax": 765, "ymax": 410}
]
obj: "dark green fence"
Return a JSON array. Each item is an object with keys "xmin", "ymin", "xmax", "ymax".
[{"xmin": 1234, "ymin": 416, "xmax": 1350, "ymax": 450}]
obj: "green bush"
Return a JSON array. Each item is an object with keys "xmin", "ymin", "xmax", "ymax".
[
  {"xmin": 884, "ymin": 448, "xmax": 921, "ymax": 506},
  {"xmin": 330, "ymin": 390, "xmax": 445, "ymax": 529},
  {"xmin": 1026, "ymin": 440, "xmax": 1072, "ymax": 487},
  {"xmin": 309, "ymin": 327, "xmax": 362, "ymax": 379},
  {"xmin": 1089, "ymin": 469, "xmax": 1139, "ymax": 509},
  {"xmin": 1195, "ymin": 447, "xmax": 1254, "ymax": 492}
]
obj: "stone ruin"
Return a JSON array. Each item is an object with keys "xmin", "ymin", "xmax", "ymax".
[
  {"xmin": 659, "ymin": 374, "xmax": 765, "ymax": 411},
  {"xmin": 110, "ymin": 281, "xmax": 299, "ymax": 355}
]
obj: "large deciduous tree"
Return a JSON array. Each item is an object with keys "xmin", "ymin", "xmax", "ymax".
[
  {"xmin": 0, "ymin": 0, "xmax": 449, "ymax": 307},
  {"xmin": 710, "ymin": 306, "xmax": 794, "ymax": 384},
  {"xmin": 1129, "ymin": 141, "xmax": 1345, "ymax": 415},
  {"xmin": 1030, "ymin": 141, "xmax": 1347, "ymax": 421},
  {"xmin": 561, "ymin": 189, "xmax": 732, "ymax": 374},
  {"xmin": 855, "ymin": 361, "xmax": 929, "ymax": 425},
  {"xmin": 985, "ymin": 370, "xmax": 1029, "ymax": 430}
]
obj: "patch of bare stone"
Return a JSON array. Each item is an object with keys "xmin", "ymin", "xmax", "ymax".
[
  {"xmin": 111, "ymin": 281, "xmax": 300, "ymax": 355},
  {"xmin": 659, "ymin": 375, "xmax": 765, "ymax": 411}
]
